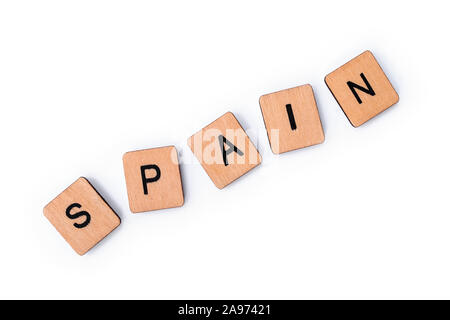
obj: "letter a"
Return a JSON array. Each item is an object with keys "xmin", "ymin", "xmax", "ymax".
[{"xmin": 218, "ymin": 135, "xmax": 244, "ymax": 166}]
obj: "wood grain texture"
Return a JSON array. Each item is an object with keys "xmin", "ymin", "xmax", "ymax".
[
  {"xmin": 325, "ymin": 50, "xmax": 399, "ymax": 127},
  {"xmin": 123, "ymin": 146, "xmax": 184, "ymax": 213},
  {"xmin": 187, "ymin": 112, "xmax": 261, "ymax": 189},
  {"xmin": 43, "ymin": 177, "xmax": 121, "ymax": 256},
  {"xmin": 259, "ymin": 84, "xmax": 324, "ymax": 154}
]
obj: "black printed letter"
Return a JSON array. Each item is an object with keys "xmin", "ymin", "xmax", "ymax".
[
  {"xmin": 218, "ymin": 135, "xmax": 244, "ymax": 166},
  {"xmin": 347, "ymin": 73, "xmax": 376, "ymax": 104},
  {"xmin": 285, "ymin": 104, "xmax": 297, "ymax": 130},
  {"xmin": 66, "ymin": 203, "xmax": 91, "ymax": 229},
  {"xmin": 141, "ymin": 164, "xmax": 161, "ymax": 195}
]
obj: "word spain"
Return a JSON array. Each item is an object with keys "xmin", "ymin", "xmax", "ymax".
[{"xmin": 44, "ymin": 50, "xmax": 399, "ymax": 255}]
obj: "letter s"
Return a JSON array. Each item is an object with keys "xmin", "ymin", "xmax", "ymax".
[{"xmin": 65, "ymin": 203, "xmax": 91, "ymax": 229}]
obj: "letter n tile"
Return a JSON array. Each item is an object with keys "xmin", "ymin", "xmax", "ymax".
[{"xmin": 325, "ymin": 50, "xmax": 399, "ymax": 127}]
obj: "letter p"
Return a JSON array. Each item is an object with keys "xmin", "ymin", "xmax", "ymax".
[{"xmin": 140, "ymin": 164, "xmax": 161, "ymax": 195}]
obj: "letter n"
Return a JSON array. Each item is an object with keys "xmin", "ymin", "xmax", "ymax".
[{"xmin": 347, "ymin": 73, "xmax": 376, "ymax": 104}]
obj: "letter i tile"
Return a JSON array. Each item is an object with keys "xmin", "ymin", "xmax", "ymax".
[{"xmin": 259, "ymin": 84, "xmax": 324, "ymax": 154}]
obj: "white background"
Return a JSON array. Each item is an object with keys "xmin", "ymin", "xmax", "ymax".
[{"xmin": 0, "ymin": 0, "xmax": 449, "ymax": 299}]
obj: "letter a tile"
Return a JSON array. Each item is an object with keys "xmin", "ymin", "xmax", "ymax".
[
  {"xmin": 187, "ymin": 112, "xmax": 261, "ymax": 189},
  {"xmin": 123, "ymin": 146, "xmax": 184, "ymax": 213},
  {"xmin": 259, "ymin": 84, "xmax": 324, "ymax": 154},
  {"xmin": 43, "ymin": 177, "xmax": 121, "ymax": 255},
  {"xmin": 325, "ymin": 50, "xmax": 399, "ymax": 127}
]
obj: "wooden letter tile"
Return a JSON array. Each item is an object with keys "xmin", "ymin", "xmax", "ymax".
[
  {"xmin": 43, "ymin": 177, "xmax": 121, "ymax": 255},
  {"xmin": 123, "ymin": 146, "xmax": 184, "ymax": 213},
  {"xmin": 325, "ymin": 50, "xmax": 399, "ymax": 127},
  {"xmin": 259, "ymin": 84, "xmax": 324, "ymax": 154},
  {"xmin": 187, "ymin": 112, "xmax": 261, "ymax": 189}
]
